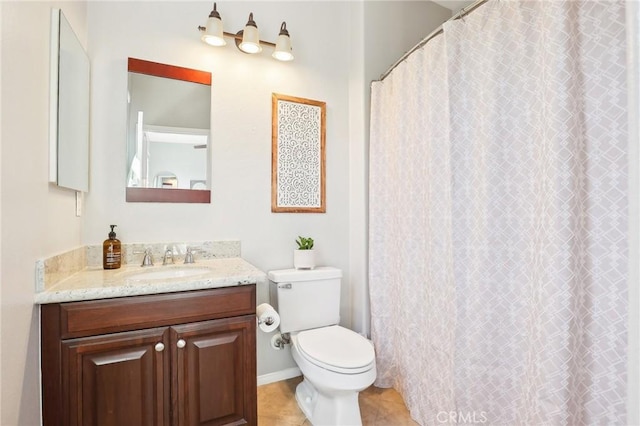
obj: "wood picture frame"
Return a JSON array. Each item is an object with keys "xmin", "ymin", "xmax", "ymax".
[{"xmin": 271, "ymin": 93, "xmax": 326, "ymax": 213}]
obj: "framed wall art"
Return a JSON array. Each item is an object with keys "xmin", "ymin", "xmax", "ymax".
[{"xmin": 271, "ymin": 93, "xmax": 326, "ymax": 213}]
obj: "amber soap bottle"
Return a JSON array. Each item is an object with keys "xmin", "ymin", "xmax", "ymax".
[{"xmin": 103, "ymin": 225, "xmax": 122, "ymax": 269}]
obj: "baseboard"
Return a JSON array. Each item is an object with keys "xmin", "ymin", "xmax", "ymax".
[{"xmin": 257, "ymin": 367, "xmax": 302, "ymax": 386}]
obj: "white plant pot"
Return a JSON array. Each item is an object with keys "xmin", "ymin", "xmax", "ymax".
[{"xmin": 294, "ymin": 249, "xmax": 316, "ymax": 270}]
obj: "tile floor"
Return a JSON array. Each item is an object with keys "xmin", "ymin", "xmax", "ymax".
[{"xmin": 258, "ymin": 376, "xmax": 419, "ymax": 426}]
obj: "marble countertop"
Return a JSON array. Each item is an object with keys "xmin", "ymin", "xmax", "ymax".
[{"xmin": 35, "ymin": 257, "xmax": 267, "ymax": 304}]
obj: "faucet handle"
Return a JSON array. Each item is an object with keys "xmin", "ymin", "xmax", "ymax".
[{"xmin": 133, "ymin": 248, "xmax": 154, "ymax": 267}]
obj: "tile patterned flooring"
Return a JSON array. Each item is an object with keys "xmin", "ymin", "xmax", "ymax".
[{"xmin": 258, "ymin": 376, "xmax": 419, "ymax": 426}]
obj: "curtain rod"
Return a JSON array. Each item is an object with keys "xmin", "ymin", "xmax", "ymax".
[{"xmin": 378, "ymin": 0, "xmax": 489, "ymax": 81}]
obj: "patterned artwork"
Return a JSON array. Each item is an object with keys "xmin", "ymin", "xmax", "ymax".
[
  {"xmin": 369, "ymin": 1, "xmax": 628, "ymax": 425},
  {"xmin": 272, "ymin": 94, "xmax": 326, "ymax": 213}
]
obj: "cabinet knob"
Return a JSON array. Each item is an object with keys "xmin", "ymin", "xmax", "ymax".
[
  {"xmin": 155, "ymin": 342, "xmax": 165, "ymax": 352},
  {"xmin": 177, "ymin": 339, "xmax": 186, "ymax": 349}
]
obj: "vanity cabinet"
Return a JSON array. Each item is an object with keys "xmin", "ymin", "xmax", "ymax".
[
  {"xmin": 61, "ymin": 326, "xmax": 170, "ymax": 425},
  {"xmin": 41, "ymin": 285, "xmax": 257, "ymax": 426}
]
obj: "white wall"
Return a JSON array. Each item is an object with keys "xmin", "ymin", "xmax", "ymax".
[
  {"xmin": 85, "ymin": 0, "xmax": 453, "ymax": 378},
  {"xmin": 85, "ymin": 1, "xmax": 353, "ymax": 376},
  {"xmin": 0, "ymin": 2, "xmax": 461, "ymax": 420},
  {"xmin": 348, "ymin": 0, "xmax": 367, "ymax": 337},
  {"xmin": 0, "ymin": 1, "xmax": 87, "ymax": 424},
  {"xmin": 8, "ymin": 1, "xmax": 634, "ymax": 423},
  {"xmin": 0, "ymin": 1, "xmax": 455, "ymax": 421}
]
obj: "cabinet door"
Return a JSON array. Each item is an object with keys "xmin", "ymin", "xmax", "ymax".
[
  {"xmin": 61, "ymin": 327, "xmax": 170, "ymax": 426},
  {"xmin": 172, "ymin": 315, "xmax": 256, "ymax": 426}
]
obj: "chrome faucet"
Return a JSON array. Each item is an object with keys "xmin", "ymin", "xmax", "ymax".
[
  {"xmin": 163, "ymin": 248, "xmax": 175, "ymax": 265},
  {"xmin": 136, "ymin": 248, "xmax": 154, "ymax": 267}
]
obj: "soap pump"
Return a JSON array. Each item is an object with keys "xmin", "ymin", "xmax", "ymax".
[{"xmin": 103, "ymin": 225, "xmax": 122, "ymax": 270}]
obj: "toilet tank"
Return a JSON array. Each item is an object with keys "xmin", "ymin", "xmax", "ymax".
[{"xmin": 268, "ymin": 267, "xmax": 342, "ymax": 333}]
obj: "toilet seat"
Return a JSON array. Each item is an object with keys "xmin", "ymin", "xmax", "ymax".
[{"xmin": 294, "ymin": 325, "xmax": 375, "ymax": 374}]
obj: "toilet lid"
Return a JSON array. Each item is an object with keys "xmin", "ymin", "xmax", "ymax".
[{"xmin": 296, "ymin": 325, "xmax": 375, "ymax": 374}]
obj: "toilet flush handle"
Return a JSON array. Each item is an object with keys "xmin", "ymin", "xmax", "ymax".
[{"xmin": 278, "ymin": 283, "xmax": 292, "ymax": 289}]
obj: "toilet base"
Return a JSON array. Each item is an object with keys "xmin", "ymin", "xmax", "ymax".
[{"xmin": 295, "ymin": 377, "xmax": 363, "ymax": 426}]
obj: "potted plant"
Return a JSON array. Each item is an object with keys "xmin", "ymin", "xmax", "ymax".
[{"xmin": 294, "ymin": 236, "xmax": 315, "ymax": 270}]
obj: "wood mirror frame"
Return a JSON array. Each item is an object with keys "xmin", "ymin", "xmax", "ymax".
[{"xmin": 126, "ymin": 58, "xmax": 211, "ymax": 203}]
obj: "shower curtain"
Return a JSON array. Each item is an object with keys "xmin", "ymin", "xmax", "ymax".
[{"xmin": 369, "ymin": 1, "xmax": 628, "ymax": 425}]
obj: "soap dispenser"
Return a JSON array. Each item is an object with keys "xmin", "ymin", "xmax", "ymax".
[{"xmin": 103, "ymin": 225, "xmax": 122, "ymax": 269}]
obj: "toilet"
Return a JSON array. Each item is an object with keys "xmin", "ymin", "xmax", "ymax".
[{"xmin": 268, "ymin": 267, "xmax": 376, "ymax": 426}]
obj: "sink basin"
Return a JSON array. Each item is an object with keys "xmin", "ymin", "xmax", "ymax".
[{"xmin": 125, "ymin": 267, "xmax": 212, "ymax": 281}]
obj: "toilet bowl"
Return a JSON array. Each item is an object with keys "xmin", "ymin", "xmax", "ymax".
[
  {"xmin": 290, "ymin": 325, "xmax": 376, "ymax": 425},
  {"xmin": 268, "ymin": 267, "xmax": 377, "ymax": 425}
]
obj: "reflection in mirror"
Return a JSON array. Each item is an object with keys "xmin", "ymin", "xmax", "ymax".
[
  {"xmin": 49, "ymin": 8, "xmax": 90, "ymax": 192},
  {"xmin": 126, "ymin": 58, "xmax": 211, "ymax": 203}
]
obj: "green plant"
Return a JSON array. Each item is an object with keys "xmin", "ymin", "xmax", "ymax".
[{"xmin": 295, "ymin": 236, "xmax": 314, "ymax": 250}]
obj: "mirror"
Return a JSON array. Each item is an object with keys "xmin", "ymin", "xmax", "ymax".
[
  {"xmin": 49, "ymin": 8, "xmax": 90, "ymax": 192},
  {"xmin": 126, "ymin": 58, "xmax": 212, "ymax": 203}
]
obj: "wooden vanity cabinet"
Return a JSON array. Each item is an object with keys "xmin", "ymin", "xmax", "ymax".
[{"xmin": 41, "ymin": 285, "xmax": 257, "ymax": 426}]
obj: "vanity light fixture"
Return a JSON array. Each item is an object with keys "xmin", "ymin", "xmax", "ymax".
[
  {"xmin": 273, "ymin": 22, "xmax": 294, "ymax": 62},
  {"xmin": 200, "ymin": 3, "xmax": 226, "ymax": 47},
  {"xmin": 238, "ymin": 13, "xmax": 262, "ymax": 54},
  {"xmin": 198, "ymin": 3, "xmax": 294, "ymax": 62}
]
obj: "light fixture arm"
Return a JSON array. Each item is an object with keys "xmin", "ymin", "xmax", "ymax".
[
  {"xmin": 222, "ymin": 31, "xmax": 276, "ymax": 48},
  {"xmin": 197, "ymin": 27, "xmax": 277, "ymax": 48}
]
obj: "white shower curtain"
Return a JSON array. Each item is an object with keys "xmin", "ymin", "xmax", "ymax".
[{"xmin": 369, "ymin": 1, "xmax": 628, "ymax": 425}]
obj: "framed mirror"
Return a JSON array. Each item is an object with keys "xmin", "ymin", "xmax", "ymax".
[
  {"xmin": 126, "ymin": 58, "xmax": 212, "ymax": 203},
  {"xmin": 49, "ymin": 8, "xmax": 90, "ymax": 192}
]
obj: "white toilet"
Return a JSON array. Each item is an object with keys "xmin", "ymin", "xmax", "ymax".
[{"xmin": 268, "ymin": 267, "xmax": 376, "ymax": 426}]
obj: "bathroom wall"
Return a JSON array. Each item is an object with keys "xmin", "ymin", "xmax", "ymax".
[
  {"xmin": 0, "ymin": 1, "xmax": 88, "ymax": 424},
  {"xmin": 6, "ymin": 1, "xmax": 635, "ymax": 423},
  {"xmin": 85, "ymin": 0, "xmax": 353, "ymax": 378},
  {"xmin": 0, "ymin": 2, "xmax": 457, "ymax": 421},
  {"xmin": 84, "ymin": 0, "xmax": 455, "ymax": 379}
]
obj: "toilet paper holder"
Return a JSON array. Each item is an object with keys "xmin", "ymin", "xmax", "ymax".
[
  {"xmin": 258, "ymin": 316, "xmax": 277, "ymax": 326},
  {"xmin": 256, "ymin": 303, "xmax": 281, "ymax": 332}
]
